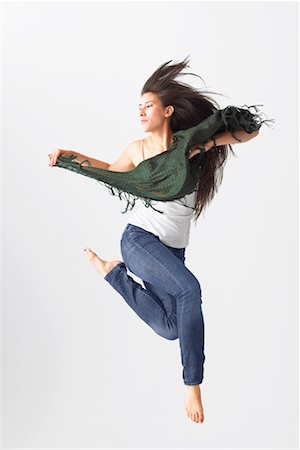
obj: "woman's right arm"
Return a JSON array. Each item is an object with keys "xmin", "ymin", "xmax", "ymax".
[
  {"xmin": 48, "ymin": 141, "xmax": 136, "ymax": 172},
  {"xmin": 48, "ymin": 149, "xmax": 109, "ymax": 169}
]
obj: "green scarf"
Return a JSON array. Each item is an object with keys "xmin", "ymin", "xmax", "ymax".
[{"xmin": 54, "ymin": 105, "xmax": 273, "ymax": 214}]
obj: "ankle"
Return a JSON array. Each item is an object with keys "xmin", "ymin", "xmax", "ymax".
[{"xmin": 186, "ymin": 384, "xmax": 200, "ymax": 393}]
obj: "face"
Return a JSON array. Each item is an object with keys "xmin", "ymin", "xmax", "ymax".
[{"xmin": 138, "ymin": 92, "xmax": 173, "ymax": 132}]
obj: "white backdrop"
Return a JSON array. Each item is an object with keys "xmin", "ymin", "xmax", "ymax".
[{"xmin": 2, "ymin": 1, "xmax": 298, "ymax": 448}]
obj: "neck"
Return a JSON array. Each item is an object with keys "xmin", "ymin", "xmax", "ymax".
[{"xmin": 148, "ymin": 123, "xmax": 174, "ymax": 152}]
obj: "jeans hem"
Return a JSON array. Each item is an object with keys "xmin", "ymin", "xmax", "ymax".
[
  {"xmin": 184, "ymin": 380, "xmax": 203, "ymax": 386},
  {"xmin": 104, "ymin": 262, "xmax": 126, "ymax": 281}
]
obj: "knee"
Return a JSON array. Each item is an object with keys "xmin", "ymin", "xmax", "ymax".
[
  {"xmin": 176, "ymin": 275, "xmax": 202, "ymax": 302},
  {"xmin": 163, "ymin": 330, "xmax": 178, "ymax": 341},
  {"xmin": 155, "ymin": 325, "xmax": 178, "ymax": 341}
]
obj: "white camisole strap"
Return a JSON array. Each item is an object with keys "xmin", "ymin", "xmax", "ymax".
[{"xmin": 140, "ymin": 138, "xmax": 145, "ymax": 161}]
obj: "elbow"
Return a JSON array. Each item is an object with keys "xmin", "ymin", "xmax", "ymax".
[{"xmin": 248, "ymin": 130, "xmax": 259, "ymax": 141}]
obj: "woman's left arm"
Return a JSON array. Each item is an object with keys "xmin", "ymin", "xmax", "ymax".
[
  {"xmin": 205, "ymin": 129, "xmax": 259, "ymax": 151},
  {"xmin": 188, "ymin": 130, "xmax": 259, "ymax": 159}
]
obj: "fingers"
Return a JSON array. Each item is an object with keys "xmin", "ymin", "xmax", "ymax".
[
  {"xmin": 188, "ymin": 148, "xmax": 201, "ymax": 159},
  {"xmin": 48, "ymin": 153, "xmax": 54, "ymax": 166},
  {"xmin": 48, "ymin": 149, "xmax": 62, "ymax": 166}
]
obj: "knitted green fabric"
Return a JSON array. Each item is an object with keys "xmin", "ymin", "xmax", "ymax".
[{"xmin": 54, "ymin": 104, "xmax": 273, "ymax": 214}]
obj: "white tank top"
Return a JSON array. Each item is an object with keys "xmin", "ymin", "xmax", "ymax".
[{"xmin": 125, "ymin": 139, "xmax": 197, "ymax": 248}]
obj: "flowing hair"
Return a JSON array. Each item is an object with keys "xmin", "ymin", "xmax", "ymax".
[{"xmin": 140, "ymin": 56, "xmax": 237, "ymax": 221}]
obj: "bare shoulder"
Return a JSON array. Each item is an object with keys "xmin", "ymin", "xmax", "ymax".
[
  {"xmin": 127, "ymin": 139, "xmax": 143, "ymax": 152},
  {"xmin": 108, "ymin": 139, "xmax": 142, "ymax": 172},
  {"xmin": 126, "ymin": 139, "xmax": 144, "ymax": 167}
]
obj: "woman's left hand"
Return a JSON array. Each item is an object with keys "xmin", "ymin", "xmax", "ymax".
[
  {"xmin": 188, "ymin": 141, "xmax": 212, "ymax": 159},
  {"xmin": 188, "ymin": 147, "xmax": 201, "ymax": 159}
]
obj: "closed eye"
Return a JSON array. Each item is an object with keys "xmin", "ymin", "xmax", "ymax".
[{"xmin": 138, "ymin": 104, "xmax": 153, "ymax": 111}]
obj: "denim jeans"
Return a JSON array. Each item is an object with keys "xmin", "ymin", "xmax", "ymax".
[{"xmin": 104, "ymin": 223, "xmax": 205, "ymax": 385}]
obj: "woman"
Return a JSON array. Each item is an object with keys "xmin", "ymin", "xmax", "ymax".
[{"xmin": 48, "ymin": 58, "xmax": 259, "ymax": 424}]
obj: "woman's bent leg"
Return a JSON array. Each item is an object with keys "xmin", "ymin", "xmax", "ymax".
[
  {"xmin": 104, "ymin": 261, "xmax": 178, "ymax": 340},
  {"xmin": 141, "ymin": 244, "xmax": 186, "ymax": 330}
]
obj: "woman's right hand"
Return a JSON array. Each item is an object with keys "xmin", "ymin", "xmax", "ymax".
[{"xmin": 48, "ymin": 149, "xmax": 75, "ymax": 166}]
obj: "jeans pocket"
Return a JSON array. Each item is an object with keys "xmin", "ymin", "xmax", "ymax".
[
  {"xmin": 121, "ymin": 224, "xmax": 132, "ymax": 238},
  {"xmin": 126, "ymin": 224, "xmax": 146, "ymax": 237}
]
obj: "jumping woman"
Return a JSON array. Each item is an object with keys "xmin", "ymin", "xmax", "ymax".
[{"xmin": 48, "ymin": 57, "xmax": 261, "ymax": 424}]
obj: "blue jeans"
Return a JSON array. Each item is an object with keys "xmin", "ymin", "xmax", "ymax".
[{"xmin": 104, "ymin": 223, "xmax": 205, "ymax": 385}]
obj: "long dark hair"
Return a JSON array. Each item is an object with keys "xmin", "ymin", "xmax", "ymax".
[{"xmin": 140, "ymin": 56, "xmax": 237, "ymax": 221}]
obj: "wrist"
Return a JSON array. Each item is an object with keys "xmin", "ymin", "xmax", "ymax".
[{"xmin": 204, "ymin": 138, "xmax": 216, "ymax": 151}]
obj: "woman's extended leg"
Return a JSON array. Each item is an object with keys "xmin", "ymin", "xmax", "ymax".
[{"xmin": 103, "ymin": 223, "xmax": 205, "ymax": 386}]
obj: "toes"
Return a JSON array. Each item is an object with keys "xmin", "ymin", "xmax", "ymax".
[
  {"xmin": 185, "ymin": 406, "xmax": 204, "ymax": 423},
  {"xmin": 193, "ymin": 411, "xmax": 204, "ymax": 423},
  {"xmin": 84, "ymin": 248, "xmax": 97, "ymax": 260}
]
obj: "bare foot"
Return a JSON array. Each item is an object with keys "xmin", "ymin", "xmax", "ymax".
[
  {"xmin": 184, "ymin": 385, "xmax": 205, "ymax": 424},
  {"xmin": 84, "ymin": 247, "xmax": 122, "ymax": 277}
]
